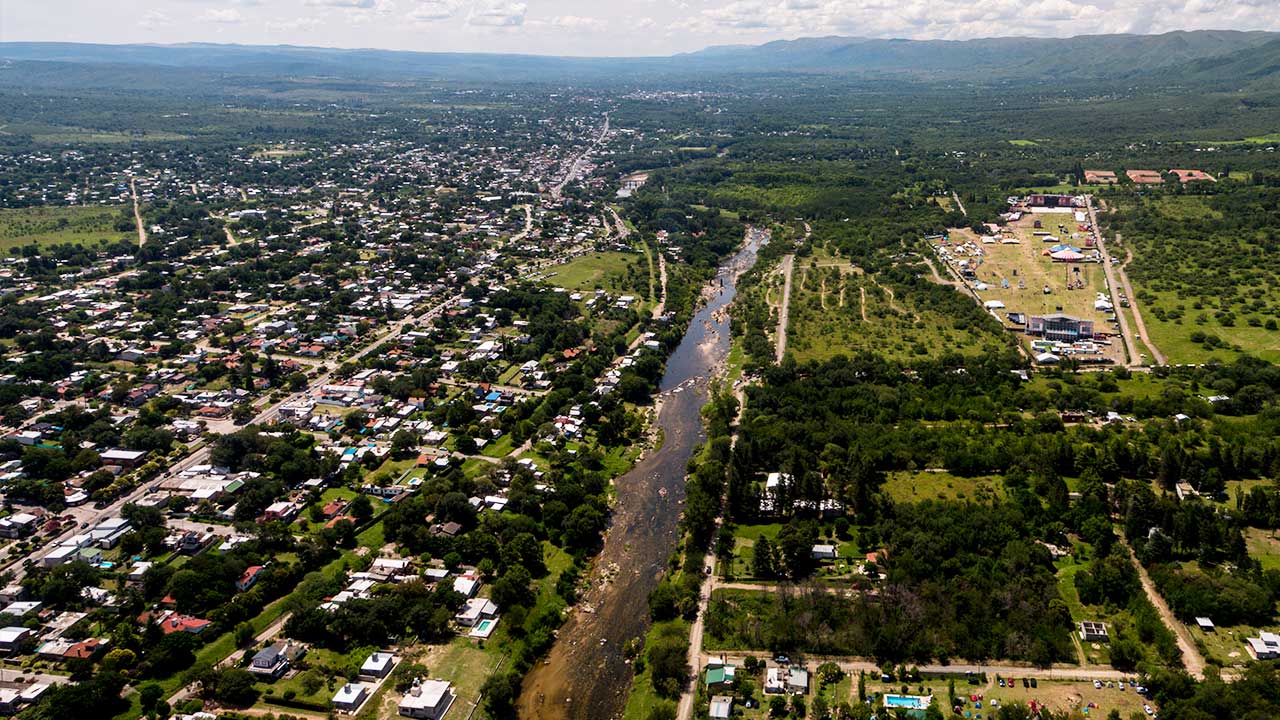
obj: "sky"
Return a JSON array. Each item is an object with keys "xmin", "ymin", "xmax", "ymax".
[{"xmin": 3, "ymin": 0, "xmax": 1280, "ymax": 57}]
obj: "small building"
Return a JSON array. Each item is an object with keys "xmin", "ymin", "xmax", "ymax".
[
  {"xmin": 1245, "ymin": 631, "xmax": 1280, "ymax": 660},
  {"xmin": 360, "ymin": 651, "xmax": 396, "ymax": 679},
  {"xmin": 1170, "ymin": 169, "xmax": 1215, "ymax": 184},
  {"xmin": 705, "ymin": 664, "xmax": 736, "ymax": 689},
  {"xmin": 398, "ymin": 679, "xmax": 455, "ymax": 719},
  {"xmin": 709, "ymin": 695, "xmax": 734, "ymax": 719},
  {"xmin": 332, "ymin": 682, "xmax": 371, "ymax": 712},
  {"xmin": 0, "ymin": 626, "xmax": 32, "ymax": 653},
  {"xmin": 99, "ymin": 448, "xmax": 148, "ymax": 468},
  {"xmin": 452, "ymin": 575, "xmax": 479, "ymax": 598},
  {"xmin": 1195, "ymin": 617, "xmax": 1215, "ymax": 632},
  {"xmin": 811, "ymin": 544, "xmax": 837, "ymax": 560},
  {"xmin": 455, "ymin": 598, "xmax": 498, "ymax": 628},
  {"xmin": 0, "ymin": 513, "xmax": 40, "ymax": 539},
  {"xmin": 237, "ymin": 565, "xmax": 266, "ymax": 593},
  {"xmin": 249, "ymin": 641, "xmax": 304, "ymax": 680},
  {"xmin": 0, "ymin": 601, "xmax": 42, "ymax": 618},
  {"xmin": 1079, "ymin": 621, "xmax": 1109, "ymax": 642}
]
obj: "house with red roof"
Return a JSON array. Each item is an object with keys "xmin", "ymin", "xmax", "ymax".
[{"xmin": 237, "ymin": 565, "xmax": 266, "ymax": 593}]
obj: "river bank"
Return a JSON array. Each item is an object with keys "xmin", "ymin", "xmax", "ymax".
[{"xmin": 516, "ymin": 229, "xmax": 765, "ymax": 720}]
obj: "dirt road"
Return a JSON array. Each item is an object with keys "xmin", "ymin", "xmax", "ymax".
[
  {"xmin": 775, "ymin": 254, "xmax": 795, "ymax": 362},
  {"xmin": 699, "ymin": 650, "xmax": 1136, "ymax": 683},
  {"xmin": 129, "ymin": 177, "xmax": 147, "ymax": 246},
  {"xmin": 1116, "ymin": 244, "xmax": 1166, "ymax": 365},
  {"xmin": 1120, "ymin": 534, "xmax": 1205, "ymax": 679},
  {"xmin": 1087, "ymin": 197, "xmax": 1151, "ymax": 367}
]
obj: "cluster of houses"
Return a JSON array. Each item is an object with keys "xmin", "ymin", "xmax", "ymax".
[{"xmin": 702, "ymin": 655, "xmax": 810, "ymax": 719}]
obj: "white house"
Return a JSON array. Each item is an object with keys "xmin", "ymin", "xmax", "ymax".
[
  {"xmin": 398, "ymin": 679, "xmax": 454, "ymax": 719},
  {"xmin": 360, "ymin": 651, "xmax": 396, "ymax": 679},
  {"xmin": 332, "ymin": 683, "xmax": 371, "ymax": 712}
]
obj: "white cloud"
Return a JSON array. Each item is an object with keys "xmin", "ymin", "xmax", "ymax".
[
  {"xmin": 468, "ymin": 1, "xmax": 527, "ymax": 27},
  {"xmin": 550, "ymin": 15, "xmax": 607, "ymax": 31},
  {"xmin": 199, "ymin": 8, "xmax": 243, "ymax": 23},
  {"xmin": 305, "ymin": 0, "xmax": 378, "ymax": 7},
  {"xmin": 691, "ymin": 0, "xmax": 1280, "ymax": 42},
  {"xmin": 139, "ymin": 10, "xmax": 172, "ymax": 29},
  {"xmin": 266, "ymin": 17, "xmax": 322, "ymax": 33},
  {"xmin": 408, "ymin": 0, "xmax": 460, "ymax": 22}
]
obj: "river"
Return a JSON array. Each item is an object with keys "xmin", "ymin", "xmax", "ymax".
[{"xmin": 517, "ymin": 228, "xmax": 767, "ymax": 719}]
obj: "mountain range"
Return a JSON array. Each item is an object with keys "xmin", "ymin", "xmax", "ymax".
[{"xmin": 2, "ymin": 30, "xmax": 1279, "ymax": 87}]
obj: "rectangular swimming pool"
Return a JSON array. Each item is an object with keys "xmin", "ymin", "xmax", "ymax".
[{"xmin": 884, "ymin": 694, "xmax": 931, "ymax": 710}]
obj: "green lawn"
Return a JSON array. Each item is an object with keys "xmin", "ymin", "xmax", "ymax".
[
  {"xmin": 30, "ymin": 127, "xmax": 191, "ymax": 144},
  {"xmin": 1244, "ymin": 527, "xmax": 1280, "ymax": 571},
  {"xmin": 544, "ymin": 251, "xmax": 647, "ymax": 295},
  {"xmin": 883, "ymin": 471, "xmax": 1005, "ymax": 504},
  {"xmin": 480, "ymin": 433, "xmax": 516, "ymax": 458},
  {"xmin": 0, "ymin": 205, "xmax": 134, "ymax": 251}
]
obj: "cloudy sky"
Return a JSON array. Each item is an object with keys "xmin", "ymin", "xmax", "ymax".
[{"xmin": 3, "ymin": 0, "xmax": 1279, "ymax": 56}]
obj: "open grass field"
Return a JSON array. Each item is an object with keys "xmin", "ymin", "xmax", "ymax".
[
  {"xmin": 0, "ymin": 205, "xmax": 134, "ymax": 251},
  {"xmin": 1190, "ymin": 620, "xmax": 1276, "ymax": 671},
  {"xmin": 786, "ymin": 248, "xmax": 1004, "ymax": 362},
  {"xmin": 1110, "ymin": 193, "xmax": 1280, "ymax": 363},
  {"xmin": 939, "ymin": 217, "xmax": 1124, "ymax": 363},
  {"xmin": 1205, "ymin": 133, "xmax": 1280, "ymax": 145},
  {"xmin": 883, "ymin": 470, "xmax": 1005, "ymax": 504},
  {"xmin": 17, "ymin": 124, "xmax": 192, "ymax": 144},
  {"xmin": 1244, "ymin": 527, "xmax": 1280, "ymax": 571},
  {"xmin": 252, "ymin": 145, "xmax": 308, "ymax": 159},
  {"xmin": 544, "ymin": 251, "xmax": 647, "ymax": 295}
]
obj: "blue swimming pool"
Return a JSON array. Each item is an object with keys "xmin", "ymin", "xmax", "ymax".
[{"xmin": 884, "ymin": 694, "xmax": 931, "ymax": 710}]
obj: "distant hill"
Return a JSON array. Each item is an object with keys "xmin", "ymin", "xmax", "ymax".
[
  {"xmin": 677, "ymin": 30, "xmax": 1280, "ymax": 78},
  {"xmin": 2, "ymin": 30, "xmax": 1279, "ymax": 85}
]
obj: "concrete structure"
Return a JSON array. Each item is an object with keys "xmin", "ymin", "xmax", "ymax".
[
  {"xmin": 332, "ymin": 682, "xmax": 371, "ymax": 712},
  {"xmin": 709, "ymin": 695, "xmax": 733, "ymax": 719},
  {"xmin": 1027, "ymin": 313, "xmax": 1095, "ymax": 342},
  {"xmin": 1079, "ymin": 620, "xmax": 1109, "ymax": 642},
  {"xmin": 398, "ymin": 679, "xmax": 455, "ymax": 719},
  {"xmin": 360, "ymin": 651, "xmax": 396, "ymax": 679},
  {"xmin": 1245, "ymin": 631, "xmax": 1280, "ymax": 660}
]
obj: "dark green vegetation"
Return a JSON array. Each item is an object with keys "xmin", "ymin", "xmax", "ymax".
[
  {"xmin": 708, "ymin": 502, "xmax": 1075, "ymax": 664},
  {"xmin": 693, "ymin": 356, "xmax": 1280, "ymax": 667}
]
